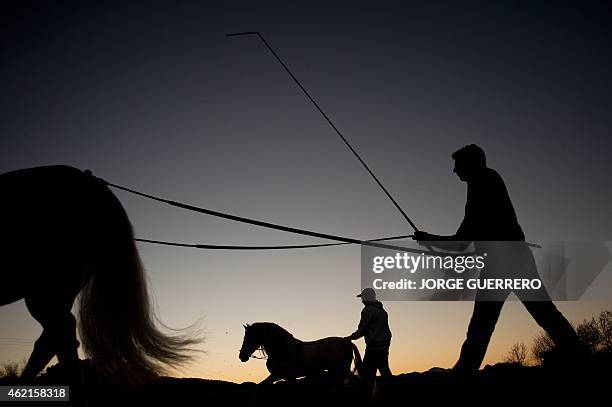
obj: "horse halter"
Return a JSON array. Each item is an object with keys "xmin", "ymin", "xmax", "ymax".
[
  {"xmin": 239, "ymin": 346, "xmax": 268, "ymax": 360},
  {"xmin": 250, "ymin": 349, "xmax": 268, "ymax": 360}
]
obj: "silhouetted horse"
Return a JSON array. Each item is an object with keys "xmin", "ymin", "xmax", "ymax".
[
  {"xmin": 239, "ymin": 322, "xmax": 361, "ymax": 384},
  {"xmin": 0, "ymin": 165, "xmax": 198, "ymax": 386}
]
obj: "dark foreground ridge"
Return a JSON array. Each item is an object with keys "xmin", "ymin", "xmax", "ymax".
[{"xmin": 2, "ymin": 354, "xmax": 610, "ymax": 406}]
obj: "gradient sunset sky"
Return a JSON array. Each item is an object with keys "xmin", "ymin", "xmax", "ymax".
[{"xmin": 1, "ymin": 0, "xmax": 611, "ymax": 382}]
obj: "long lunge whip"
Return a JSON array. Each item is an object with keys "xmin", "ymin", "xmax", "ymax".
[{"xmin": 227, "ymin": 31, "xmax": 420, "ymax": 233}]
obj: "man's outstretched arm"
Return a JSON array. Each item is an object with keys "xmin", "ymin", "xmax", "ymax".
[{"xmin": 347, "ymin": 308, "xmax": 371, "ymax": 340}]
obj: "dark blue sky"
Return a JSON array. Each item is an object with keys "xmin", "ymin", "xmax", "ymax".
[{"xmin": 1, "ymin": 0, "xmax": 611, "ymax": 381}]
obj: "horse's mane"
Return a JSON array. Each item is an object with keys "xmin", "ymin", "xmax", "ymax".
[{"xmin": 251, "ymin": 322, "xmax": 296, "ymax": 357}]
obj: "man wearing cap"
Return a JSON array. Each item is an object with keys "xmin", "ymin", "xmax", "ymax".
[
  {"xmin": 347, "ymin": 287, "xmax": 392, "ymax": 388},
  {"xmin": 413, "ymin": 144, "xmax": 582, "ymax": 372}
]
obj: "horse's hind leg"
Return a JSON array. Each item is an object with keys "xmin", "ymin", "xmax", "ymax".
[
  {"xmin": 21, "ymin": 294, "xmax": 79, "ymax": 380},
  {"xmin": 332, "ymin": 350, "xmax": 354, "ymax": 388}
]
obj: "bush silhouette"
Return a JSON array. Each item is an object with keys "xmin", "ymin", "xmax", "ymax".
[
  {"xmin": 504, "ymin": 342, "xmax": 528, "ymax": 365},
  {"xmin": 0, "ymin": 360, "xmax": 24, "ymax": 378},
  {"xmin": 528, "ymin": 309, "xmax": 612, "ymax": 365}
]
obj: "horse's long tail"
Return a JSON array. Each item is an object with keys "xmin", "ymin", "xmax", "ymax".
[
  {"xmin": 351, "ymin": 343, "xmax": 363, "ymax": 376},
  {"xmin": 78, "ymin": 179, "xmax": 200, "ymax": 386}
]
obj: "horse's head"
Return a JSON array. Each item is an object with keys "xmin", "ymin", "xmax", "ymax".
[{"xmin": 239, "ymin": 323, "xmax": 259, "ymax": 362}]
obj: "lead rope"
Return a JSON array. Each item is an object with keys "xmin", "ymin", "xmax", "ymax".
[{"xmin": 101, "ymin": 177, "xmax": 440, "ymax": 255}]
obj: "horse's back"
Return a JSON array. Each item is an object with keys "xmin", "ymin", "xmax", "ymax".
[
  {"xmin": 1, "ymin": 165, "xmax": 90, "ymax": 201},
  {"xmin": 1, "ymin": 165, "xmax": 97, "ymax": 243},
  {"xmin": 305, "ymin": 337, "xmax": 350, "ymax": 346},
  {"xmin": 302, "ymin": 337, "xmax": 352, "ymax": 369},
  {"xmin": 0, "ymin": 165, "xmax": 102, "ymax": 303}
]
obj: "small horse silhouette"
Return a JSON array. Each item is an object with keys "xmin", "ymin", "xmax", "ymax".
[
  {"xmin": 0, "ymin": 165, "xmax": 199, "ymax": 385},
  {"xmin": 239, "ymin": 322, "xmax": 362, "ymax": 384}
]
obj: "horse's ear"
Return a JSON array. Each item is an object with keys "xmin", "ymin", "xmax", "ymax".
[{"xmin": 243, "ymin": 323, "xmax": 250, "ymax": 329}]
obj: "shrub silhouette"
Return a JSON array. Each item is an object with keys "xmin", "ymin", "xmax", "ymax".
[
  {"xmin": 0, "ymin": 360, "xmax": 24, "ymax": 378},
  {"xmin": 503, "ymin": 342, "xmax": 528, "ymax": 365},
  {"xmin": 528, "ymin": 309, "xmax": 612, "ymax": 365},
  {"xmin": 577, "ymin": 310, "xmax": 612, "ymax": 353}
]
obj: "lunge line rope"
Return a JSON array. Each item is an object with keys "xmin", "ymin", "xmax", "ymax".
[{"xmin": 103, "ymin": 178, "xmax": 435, "ymax": 255}]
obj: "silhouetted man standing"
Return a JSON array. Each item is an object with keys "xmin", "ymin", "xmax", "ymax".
[
  {"xmin": 347, "ymin": 288, "xmax": 392, "ymax": 388},
  {"xmin": 414, "ymin": 144, "xmax": 581, "ymax": 372}
]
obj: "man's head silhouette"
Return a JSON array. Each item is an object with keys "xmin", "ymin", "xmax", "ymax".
[
  {"xmin": 452, "ymin": 144, "xmax": 486, "ymax": 182},
  {"xmin": 357, "ymin": 287, "xmax": 377, "ymax": 303}
]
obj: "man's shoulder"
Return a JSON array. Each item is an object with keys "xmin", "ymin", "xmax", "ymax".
[
  {"xmin": 364, "ymin": 302, "xmax": 385, "ymax": 313},
  {"xmin": 483, "ymin": 167, "xmax": 505, "ymax": 184},
  {"xmin": 470, "ymin": 167, "xmax": 506, "ymax": 192}
]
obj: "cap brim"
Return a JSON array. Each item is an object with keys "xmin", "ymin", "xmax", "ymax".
[{"xmin": 357, "ymin": 294, "xmax": 362, "ymax": 297}]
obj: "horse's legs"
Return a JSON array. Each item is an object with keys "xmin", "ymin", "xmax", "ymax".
[
  {"xmin": 21, "ymin": 293, "xmax": 79, "ymax": 380},
  {"xmin": 329, "ymin": 348, "xmax": 354, "ymax": 387},
  {"xmin": 330, "ymin": 364, "xmax": 350, "ymax": 388}
]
